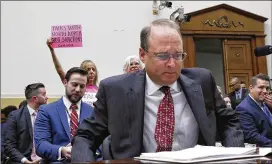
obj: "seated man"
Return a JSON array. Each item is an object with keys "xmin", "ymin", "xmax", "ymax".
[
  {"xmin": 71, "ymin": 18, "xmax": 244, "ymax": 163},
  {"xmin": 1, "ymin": 105, "xmax": 18, "ymax": 162},
  {"xmin": 4, "ymin": 83, "xmax": 48, "ymax": 164},
  {"xmin": 236, "ymin": 74, "xmax": 272, "ymax": 147},
  {"xmin": 34, "ymin": 67, "xmax": 94, "ymax": 163},
  {"xmin": 228, "ymin": 77, "xmax": 249, "ymax": 110}
]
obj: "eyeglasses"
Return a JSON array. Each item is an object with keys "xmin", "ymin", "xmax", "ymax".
[
  {"xmin": 229, "ymin": 82, "xmax": 239, "ymax": 87},
  {"xmin": 146, "ymin": 51, "xmax": 187, "ymax": 61}
]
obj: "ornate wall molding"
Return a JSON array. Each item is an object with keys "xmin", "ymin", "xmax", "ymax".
[{"xmin": 203, "ymin": 16, "xmax": 244, "ymax": 28}]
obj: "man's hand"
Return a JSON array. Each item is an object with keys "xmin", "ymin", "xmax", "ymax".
[
  {"xmin": 31, "ymin": 159, "xmax": 41, "ymax": 164},
  {"xmin": 264, "ymin": 94, "xmax": 272, "ymax": 109},
  {"xmin": 46, "ymin": 37, "xmax": 53, "ymax": 50},
  {"xmin": 61, "ymin": 146, "xmax": 72, "ymax": 159},
  {"xmin": 23, "ymin": 159, "xmax": 40, "ymax": 164}
]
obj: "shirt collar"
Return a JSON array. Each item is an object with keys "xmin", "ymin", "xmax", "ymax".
[
  {"xmin": 145, "ymin": 73, "xmax": 180, "ymax": 96},
  {"xmin": 249, "ymin": 94, "xmax": 263, "ymax": 107},
  {"xmin": 27, "ymin": 105, "xmax": 36, "ymax": 116},
  {"xmin": 235, "ymin": 88, "xmax": 242, "ymax": 94},
  {"xmin": 62, "ymin": 95, "xmax": 81, "ymax": 110}
]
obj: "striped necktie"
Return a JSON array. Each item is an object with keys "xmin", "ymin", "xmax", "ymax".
[{"xmin": 70, "ymin": 104, "xmax": 79, "ymax": 139}]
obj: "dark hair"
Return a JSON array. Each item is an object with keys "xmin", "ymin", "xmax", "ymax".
[
  {"xmin": 25, "ymin": 83, "xmax": 45, "ymax": 100},
  {"xmin": 2, "ymin": 105, "xmax": 18, "ymax": 117},
  {"xmin": 250, "ymin": 73, "xmax": 270, "ymax": 86},
  {"xmin": 19, "ymin": 100, "xmax": 27, "ymax": 109},
  {"xmin": 140, "ymin": 18, "xmax": 181, "ymax": 51},
  {"xmin": 240, "ymin": 81, "xmax": 245, "ymax": 84},
  {"xmin": 64, "ymin": 67, "xmax": 88, "ymax": 82}
]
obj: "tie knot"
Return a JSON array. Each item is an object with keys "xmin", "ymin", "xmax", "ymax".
[
  {"xmin": 70, "ymin": 104, "xmax": 78, "ymax": 110},
  {"xmin": 33, "ymin": 111, "xmax": 37, "ymax": 117},
  {"xmin": 160, "ymin": 86, "xmax": 170, "ymax": 94}
]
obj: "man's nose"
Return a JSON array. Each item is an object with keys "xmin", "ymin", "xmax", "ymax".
[
  {"xmin": 166, "ymin": 57, "xmax": 176, "ymax": 68},
  {"xmin": 75, "ymin": 86, "xmax": 80, "ymax": 92}
]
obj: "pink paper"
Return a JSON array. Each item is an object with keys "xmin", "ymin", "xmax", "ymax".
[{"xmin": 51, "ymin": 25, "xmax": 82, "ymax": 48}]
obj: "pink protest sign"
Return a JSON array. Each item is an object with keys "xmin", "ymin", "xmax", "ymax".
[{"xmin": 51, "ymin": 25, "xmax": 82, "ymax": 48}]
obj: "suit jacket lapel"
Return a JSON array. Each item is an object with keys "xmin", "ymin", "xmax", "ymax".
[
  {"xmin": 56, "ymin": 98, "xmax": 70, "ymax": 139},
  {"xmin": 178, "ymin": 75, "xmax": 212, "ymax": 145},
  {"xmin": 247, "ymin": 96, "xmax": 272, "ymax": 127},
  {"xmin": 129, "ymin": 70, "xmax": 146, "ymax": 152},
  {"xmin": 24, "ymin": 106, "xmax": 33, "ymax": 139},
  {"xmin": 79, "ymin": 103, "xmax": 89, "ymax": 123}
]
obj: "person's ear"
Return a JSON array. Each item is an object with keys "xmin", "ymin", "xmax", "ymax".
[
  {"xmin": 63, "ymin": 79, "xmax": 68, "ymax": 87},
  {"xmin": 139, "ymin": 48, "xmax": 146, "ymax": 64}
]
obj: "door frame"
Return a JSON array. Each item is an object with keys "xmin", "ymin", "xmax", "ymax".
[
  {"xmin": 180, "ymin": 3, "xmax": 268, "ymax": 75},
  {"xmin": 183, "ymin": 35, "xmax": 259, "ymax": 94}
]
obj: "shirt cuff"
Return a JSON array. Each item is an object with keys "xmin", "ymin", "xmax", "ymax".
[
  {"xmin": 21, "ymin": 157, "xmax": 27, "ymax": 163},
  {"xmin": 57, "ymin": 147, "xmax": 64, "ymax": 161}
]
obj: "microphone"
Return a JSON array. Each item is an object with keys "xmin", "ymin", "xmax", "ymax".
[{"xmin": 254, "ymin": 45, "xmax": 272, "ymax": 57}]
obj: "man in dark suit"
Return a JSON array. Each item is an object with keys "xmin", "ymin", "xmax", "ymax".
[
  {"xmin": 228, "ymin": 77, "xmax": 249, "ymax": 110},
  {"xmin": 34, "ymin": 67, "xmax": 94, "ymax": 163},
  {"xmin": 1, "ymin": 105, "xmax": 18, "ymax": 162},
  {"xmin": 71, "ymin": 18, "xmax": 244, "ymax": 163},
  {"xmin": 236, "ymin": 74, "xmax": 272, "ymax": 147},
  {"xmin": 4, "ymin": 83, "xmax": 48, "ymax": 164}
]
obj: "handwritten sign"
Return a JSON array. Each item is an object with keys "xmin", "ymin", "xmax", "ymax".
[
  {"xmin": 51, "ymin": 24, "xmax": 82, "ymax": 48},
  {"xmin": 82, "ymin": 92, "xmax": 97, "ymax": 107}
]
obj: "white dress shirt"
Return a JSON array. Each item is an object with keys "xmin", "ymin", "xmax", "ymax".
[
  {"xmin": 62, "ymin": 95, "xmax": 82, "ymax": 126},
  {"xmin": 143, "ymin": 73, "xmax": 199, "ymax": 152},
  {"xmin": 21, "ymin": 106, "xmax": 38, "ymax": 163},
  {"xmin": 57, "ymin": 96, "xmax": 81, "ymax": 160}
]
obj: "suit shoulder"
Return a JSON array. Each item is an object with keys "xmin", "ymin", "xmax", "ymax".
[
  {"xmin": 182, "ymin": 67, "xmax": 212, "ymax": 77},
  {"xmin": 99, "ymin": 71, "xmax": 136, "ymax": 86},
  {"xmin": 39, "ymin": 99, "xmax": 61, "ymax": 111},
  {"xmin": 236, "ymin": 98, "xmax": 249, "ymax": 111},
  {"xmin": 7, "ymin": 108, "xmax": 21, "ymax": 117}
]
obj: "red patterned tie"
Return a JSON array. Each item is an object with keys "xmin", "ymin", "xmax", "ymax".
[
  {"xmin": 154, "ymin": 86, "xmax": 175, "ymax": 152},
  {"xmin": 70, "ymin": 104, "xmax": 79, "ymax": 139}
]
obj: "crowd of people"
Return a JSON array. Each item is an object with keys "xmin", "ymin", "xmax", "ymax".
[{"xmin": 1, "ymin": 18, "xmax": 272, "ymax": 164}]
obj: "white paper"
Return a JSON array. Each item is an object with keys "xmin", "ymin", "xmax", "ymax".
[{"xmin": 134, "ymin": 145, "xmax": 269, "ymax": 163}]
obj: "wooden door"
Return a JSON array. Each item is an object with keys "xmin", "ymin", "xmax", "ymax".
[{"xmin": 223, "ymin": 39, "xmax": 254, "ymax": 94}]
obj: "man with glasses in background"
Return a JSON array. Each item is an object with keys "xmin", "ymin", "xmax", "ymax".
[
  {"xmin": 71, "ymin": 18, "xmax": 244, "ymax": 163},
  {"xmin": 228, "ymin": 77, "xmax": 249, "ymax": 110}
]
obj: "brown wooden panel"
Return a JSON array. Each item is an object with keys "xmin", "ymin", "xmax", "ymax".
[
  {"xmin": 182, "ymin": 35, "xmax": 195, "ymax": 68},
  {"xmin": 181, "ymin": 6, "xmax": 266, "ymax": 33},
  {"xmin": 224, "ymin": 40, "xmax": 252, "ymax": 70},
  {"xmin": 255, "ymin": 37, "xmax": 268, "ymax": 75},
  {"xmin": 226, "ymin": 70, "xmax": 253, "ymax": 94}
]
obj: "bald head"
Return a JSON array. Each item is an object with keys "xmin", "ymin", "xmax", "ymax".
[{"xmin": 229, "ymin": 77, "xmax": 241, "ymax": 91}]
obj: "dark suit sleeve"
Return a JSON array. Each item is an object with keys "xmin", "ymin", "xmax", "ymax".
[
  {"xmin": 4, "ymin": 111, "xmax": 25, "ymax": 162},
  {"xmin": 236, "ymin": 106, "xmax": 272, "ymax": 146},
  {"xmin": 210, "ymin": 72, "xmax": 245, "ymax": 147},
  {"xmin": 71, "ymin": 81, "xmax": 109, "ymax": 162},
  {"xmin": 34, "ymin": 105, "xmax": 61, "ymax": 161}
]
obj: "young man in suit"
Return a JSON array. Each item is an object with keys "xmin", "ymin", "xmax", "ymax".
[
  {"xmin": 236, "ymin": 74, "xmax": 272, "ymax": 147},
  {"xmin": 228, "ymin": 77, "xmax": 249, "ymax": 110},
  {"xmin": 34, "ymin": 67, "xmax": 94, "ymax": 163},
  {"xmin": 4, "ymin": 83, "xmax": 48, "ymax": 164},
  {"xmin": 71, "ymin": 18, "xmax": 244, "ymax": 163}
]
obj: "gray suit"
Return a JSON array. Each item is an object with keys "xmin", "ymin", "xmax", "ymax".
[{"xmin": 71, "ymin": 68, "xmax": 244, "ymax": 162}]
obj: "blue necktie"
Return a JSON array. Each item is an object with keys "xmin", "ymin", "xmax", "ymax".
[
  {"xmin": 236, "ymin": 91, "xmax": 241, "ymax": 99},
  {"xmin": 262, "ymin": 103, "xmax": 272, "ymax": 123}
]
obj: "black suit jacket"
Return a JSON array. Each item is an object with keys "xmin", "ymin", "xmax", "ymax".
[
  {"xmin": 4, "ymin": 106, "xmax": 34, "ymax": 163},
  {"xmin": 71, "ymin": 68, "xmax": 244, "ymax": 162},
  {"xmin": 229, "ymin": 88, "xmax": 249, "ymax": 110}
]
